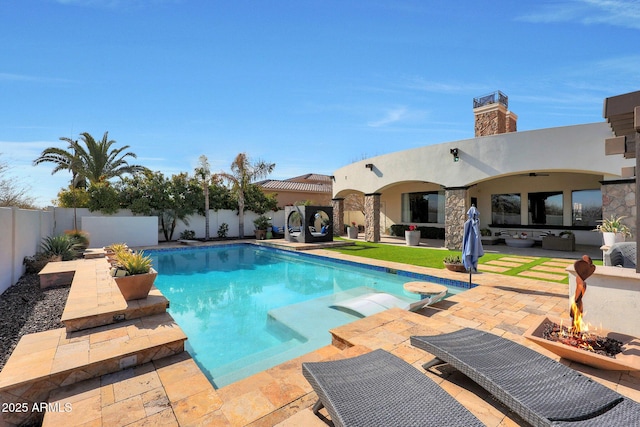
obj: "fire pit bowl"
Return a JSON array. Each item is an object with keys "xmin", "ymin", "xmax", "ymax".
[{"xmin": 524, "ymin": 316, "xmax": 640, "ymax": 371}]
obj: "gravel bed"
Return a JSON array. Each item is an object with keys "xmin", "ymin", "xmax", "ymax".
[{"xmin": 0, "ymin": 274, "xmax": 69, "ymax": 371}]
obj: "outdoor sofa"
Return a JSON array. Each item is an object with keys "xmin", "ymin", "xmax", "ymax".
[
  {"xmin": 542, "ymin": 234, "xmax": 575, "ymax": 251},
  {"xmin": 411, "ymin": 328, "xmax": 640, "ymax": 426},
  {"xmin": 302, "ymin": 348, "xmax": 484, "ymax": 426}
]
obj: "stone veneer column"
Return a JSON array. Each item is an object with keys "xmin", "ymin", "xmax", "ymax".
[
  {"xmin": 444, "ymin": 187, "xmax": 468, "ymax": 250},
  {"xmin": 602, "ymin": 180, "xmax": 636, "ymax": 239},
  {"xmin": 364, "ymin": 193, "xmax": 380, "ymax": 242},
  {"xmin": 332, "ymin": 198, "xmax": 345, "ymax": 236}
]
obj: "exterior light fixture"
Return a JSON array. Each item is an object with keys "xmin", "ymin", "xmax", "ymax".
[
  {"xmin": 450, "ymin": 148, "xmax": 459, "ymax": 162},
  {"xmin": 365, "ymin": 163, "xmax": 374, "ymax": 170}
]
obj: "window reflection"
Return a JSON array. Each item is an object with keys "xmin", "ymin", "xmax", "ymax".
[
  {"xmin": 528, "ymin": 192, "xmax": 563, "ymax": 225},
  {"xmin": 491, "ymin": 194, "xmax": 521, "ymax": 225}
]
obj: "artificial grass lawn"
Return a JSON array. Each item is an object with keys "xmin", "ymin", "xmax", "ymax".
[{"xmin": 328, "ymin": 241, "xmax": 576, "ymax": 284}]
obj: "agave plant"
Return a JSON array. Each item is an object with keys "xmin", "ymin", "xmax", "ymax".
[
  {"xmin": 40, "ymin": 235, "xmax": 80, "ymax": 261},
  {"xmin": 116, "ymin": 250, "xmax": 152, "ymax": 275},
  {"xmin": 443, "ymin": 254, "xmax": 463, "ymax": 264}
]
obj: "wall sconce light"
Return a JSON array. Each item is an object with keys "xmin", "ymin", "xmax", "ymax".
[
  {"xmin": 450, "ymin": 148, "xmax": 459, "ymax": 162},
  {"xmin": 330, "ymin": 175, "xmax": 335, "ymax": 181},
  {"xmin": 365, "ymin": 163, "xmax": 374, "ymax": 170}
]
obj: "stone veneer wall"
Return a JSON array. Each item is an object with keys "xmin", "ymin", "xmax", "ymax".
[
  {"xmin": 474, "ymin": 107, "xmax": 505, "ymax": 137},
  {"xmin": 602, "ymin": 180, "xmax": 637, "ymax": 239},
  {"xmin": 332, "ymin": 198, "xmax": 345, "ymax": 236},
  {"xmin": 364, "ymin": 193, "xmax": 380, "ymax": 242},
  {"xmin": 444, "ymin": 188, "xmax": 468, "ymax": 250}
]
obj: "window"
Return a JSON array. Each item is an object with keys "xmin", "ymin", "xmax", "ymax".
[
  {"xmin": 491, "ymin": 194, "xmax": 521, "ymax": 225},
  {"xmin": 528, "ymin": 192, "xmax": 563, "ymax": 225},
  {"xmin": 572, "ymin": 189, "xmax": 601, "ymax": 227},
  {"xmin": 401, "ymin": 191, "xmax": 444, "ymax": 223}
]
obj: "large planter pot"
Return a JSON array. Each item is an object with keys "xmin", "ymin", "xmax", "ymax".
[
  {"xmin": 347, "ymin": 226, "xmax": 358, "ymax": 239},
  {"xmin": 114, "ymin": 268, "xmax": 157, "ymax": 301},
  {"xmin": 405, "ymin": 230, "xmax": 421, "ymax": 246},
  {"xmin": 602, "ymin": 232, "xmax": 625, "ymax": 247},
  {"xmin": 444, "ymin": 263, "xmax": 467, "ymax": 273},
  {"xmin": 255, "ymin": 229, "xmax": 267, "ymax": 240}
]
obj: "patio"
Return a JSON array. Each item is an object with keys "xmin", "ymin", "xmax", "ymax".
[{"xmin": 1, "ymin": 240, "xmax": 638, "ymax": 426}]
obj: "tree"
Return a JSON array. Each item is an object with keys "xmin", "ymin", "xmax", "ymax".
[
  {"xmin": 33, "ymin": 131, "xmax": 148, "ymax": 227},
  {"xmin": 34, "ymin": 131, "xmax": 148, "ymax": 185},
  {"xmin": 216, "ymin": 153, "xmax": 275, "ymax": 238},
  {"xmin": 118, "ymin": 171, "xmax": 201, "ymax": 241},
  {"xmin": 0, "ymin": 154, "xmax": 36, "ymax": 208},
  {"xmin": 194, "ymin": 155, "xmax": 211, "ymax": 240}
]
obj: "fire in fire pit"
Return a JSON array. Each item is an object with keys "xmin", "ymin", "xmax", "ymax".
[
  {"xmin": 540, "ymin": 319, "xmax": 623, "ymax": 358},
  {"xmin": 544, "ymin": 255, "xmax": 624, "ymax": 358},
  {"xmin": 524, "ymin": 254, "xmax": 640, "ymax": 371}
]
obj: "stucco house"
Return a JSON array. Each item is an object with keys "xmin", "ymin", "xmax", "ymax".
[
  {"xmin": 256, "ymin": 173, "xmax": 332, "ymax": 208},
  {"xmin": 331, "ymin": 90, "xmax": 639, "ymax": 250}
]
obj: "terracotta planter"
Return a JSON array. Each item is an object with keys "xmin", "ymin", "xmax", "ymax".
[
  {"xmin": 444, "ymin": 263, "xmax": 467, "ymax": 273},
  {"xmin": 255, "ymin": 230, "xmax": 267, "ymax": 240},
  {"xmin": 405, "ymin": 230, "xmax": 421, "ymax": 246},
  {"xmin": 114, "ymin": 268, "xmax": 157, "ymax": 301}
]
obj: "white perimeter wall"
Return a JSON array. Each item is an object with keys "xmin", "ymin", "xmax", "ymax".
[
  {"xmin": 81, "ymin": 216, "xmax": 159, "ymax": 248},
  {"xmin": 0, "ymin": 207, "xmax": 53, "ymax": 295},
  {"xmin": 1, "ymin": 206, "xmax": 287, "ymax": 294}
]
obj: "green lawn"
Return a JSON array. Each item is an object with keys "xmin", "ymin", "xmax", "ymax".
[{"xmin": 328, "ymin": 240, "xmax": 576, "ymax": 284}]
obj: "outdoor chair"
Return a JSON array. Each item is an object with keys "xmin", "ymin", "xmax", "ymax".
[
  {"xmin": 301, "ymin": 348, "xmax": 484, "ymax": 427},
  {"xmin": 604, "ymin": 242, "xmax": 636, "ymax": 268},
  {"xmin": 411, "ymin": 328, "xmax": 640, "ymax": 426}
]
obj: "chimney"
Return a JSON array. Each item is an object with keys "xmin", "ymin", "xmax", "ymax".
[{"xmin": 473, "ymin": 91, "xmax": 517, "ymax": 137}]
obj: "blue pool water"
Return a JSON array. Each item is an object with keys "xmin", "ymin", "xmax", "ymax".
[{"xmin": 149, "ymin": 244, "xmax": 472, "ymax": 388}]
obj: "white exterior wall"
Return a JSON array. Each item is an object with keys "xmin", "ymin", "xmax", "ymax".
[
  {"xmin": 333, "ymin": 122, "xmax": 634, "ymax": 245},
  {"xmin": 0, "ymin": 208, "xmax": 53, "ymax": 295},
  {"xmin": 333, "ymin": 123, "xmax": 632, "ymax": 195},
  {"xmin": 81, "ymin": 216, "xmax": 159, "ymax": 248}
]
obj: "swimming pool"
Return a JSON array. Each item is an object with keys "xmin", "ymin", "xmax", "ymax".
[{"xmin": 149, "ymin": 244, "xmax": 473, "ymax": 388}]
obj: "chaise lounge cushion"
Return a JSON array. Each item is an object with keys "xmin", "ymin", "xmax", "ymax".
[
  {"xmin": 302, "ymin": 348, "xmax": 484, "ymax": 427},
  {"xmin": 411, "ymin": 328, "xmax": 640, "ymax": 426}
]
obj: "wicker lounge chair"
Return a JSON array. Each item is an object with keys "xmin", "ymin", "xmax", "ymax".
[
  {"xmin": 411, "ymin": 328, "xmax": 640, "ymax": 426},
  {"xmin": 302, "ymin": 348, "xmax": 484, "ymax": 426}
]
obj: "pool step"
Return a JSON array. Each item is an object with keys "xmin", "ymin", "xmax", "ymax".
[
  {"xmin": 204, "ymin": 338, "xmax": 304, "ymax": 388},
  {"xmin": 0, "ymin": 312, "xmax": 187, "ymax": 427},
  {"xmin": 59, "ymin": 258, "xmax": 170, "ymax": 332}
]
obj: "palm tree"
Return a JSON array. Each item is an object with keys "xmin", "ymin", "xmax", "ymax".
[
  {"xmin": 195, "ymin": 155, "xmax": 211, "ymax": 240},
  {"xmin": 216, "ymin": 153, "xmax": 275, "ymax": 238},
  {"xmin": 34, "ymin": 131, "xmax": 148, "ymax": 229},
  {"xmin": 34, "ymin": 132, "xmax": 148, "ymax": 186}
]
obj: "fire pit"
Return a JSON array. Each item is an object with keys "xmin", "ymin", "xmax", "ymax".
[
  {"xmin": 524, "ymin": 316, "xmax": 640, "ymax": 371},
  {"xmin": 524, "ymin": 255, "xmax": 640, "ymax": 370}
]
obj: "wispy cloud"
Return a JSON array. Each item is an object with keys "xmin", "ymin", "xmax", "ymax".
[
  {"xmin": 0, "ymin": 73, "xmax": 74, "ymax": 84},
  {"xmin": 402, "ymin": 77, "xmax": 489, "ymax": 95},
  {"xmin": 367, "ymin": 107, "xmax": 409, "ymax": 127},
  {"xmin": 518, "ymin": 0, "xmax": 640, "ymax": 30}
]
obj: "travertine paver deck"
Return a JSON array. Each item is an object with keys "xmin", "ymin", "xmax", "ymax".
[{"xmin": 5, "ymin": 242, "xmax": 639, "ymax": 426}]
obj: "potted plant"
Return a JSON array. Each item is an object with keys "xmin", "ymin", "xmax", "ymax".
[
  {"xmin": 253, "ymin": 215, "xmax": 271, "ymax": 240},
  {"xmin": 112, "ymin": 250, "xmax": 157, "ymax": 300},
  {"xmin": 405, "ymin": 225, "xmax": 421, "ymax": 246},
  {"xmin": 443, "ymin": 255, "xmax": 467, "ymax": 273},
  {"xmin": 594, "ymin": 215, "xmax": 631, "ymax": 246},
  {"xmin": 347, "ymin": 221, "xmax": 358, "ymax": 239}
]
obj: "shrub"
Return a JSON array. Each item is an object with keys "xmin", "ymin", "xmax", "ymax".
[
  {"xmin": 389, "ymin": 224, "xmax": 445, "ymax": 239},
  {"xmin": 253, "ymin": 215, "xmax": 271, "ymax": 230},
  {"xmin": 217, "ymin": 223, "xmax": 229, "ymax": 238},
  {"xmin": 179, "ymin": 229, "xmax": 196, "ymax": 240}
]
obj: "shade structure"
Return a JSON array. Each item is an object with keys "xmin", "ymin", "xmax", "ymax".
[{"xmin": 462, "ymin": 206, "xmax": 484, "ymax": 284}]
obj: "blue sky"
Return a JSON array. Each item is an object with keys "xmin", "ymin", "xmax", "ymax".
[{"xmin": 1, "ymin": 0, "xmax": 639, "ymax": 207}]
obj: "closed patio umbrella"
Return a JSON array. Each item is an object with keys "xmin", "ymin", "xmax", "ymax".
[{"xmin": 462, "ymin": 206, "xmax": 484, "ymax": 285}]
